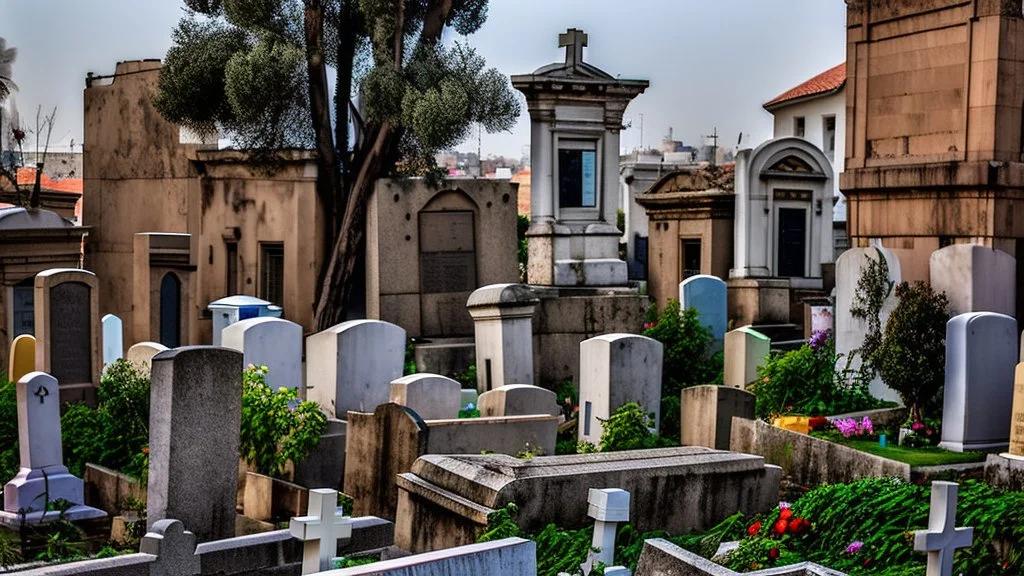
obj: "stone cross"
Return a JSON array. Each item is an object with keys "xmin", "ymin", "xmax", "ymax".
[
  {"xmin": 913, "ymin": 481, "xmax": 974, "ymax": 576},
  {"xmin": 289, "ymin": 488, "xmax": 353, "ymax": 574},
  {"xmin": 581, "ymin": 488, "xmax": 630, "ymax": 575},
  {"xmin": 559, "ymin": 28, "xmax": 588, "ymax": 66}
]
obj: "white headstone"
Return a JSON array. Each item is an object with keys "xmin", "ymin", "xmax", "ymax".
[
  {"xmin": 939, "ymin": 312, "xmax": 1017, "ymax": 452},
  {"xmin": 466, "ymin": 284, "xmax": 538, "ymax": 394},
  {"xmin": 289, "ymin": 488, "xmax": 353, "ymax": 574},
  {"xmin": 577, "ymin": 334, "xmax": 662, "ymax": 445},
  {"xmin": 679, "ymin": 275, "xmax": 727, "ymax": 352},
  {"xmin": 581, "ymin": 488, "xmax": 630, "ymax": 575},
  {"xmin": 723, "ymin": 326, "xmax": 771, "ymax": 389},
  {"xmin": 306, "ymin": 320, "xmax": 406, "ymax": 419},
  {"xmin": 930, "ymin": 245, "xmax": 1015, "ymax": 317},
  {"xmin": 389, "ymin": 373, "xmax": 462, "ymax": 420},
  {"xmin": 913, "ymin": 482, "xmax": 973, "ymax": 576},
  {"xmin": 126, "ymin": 341, "xmax": 170, "ymax": 374},
  {"xmin": 835, "ymin": 246, "xmax": 902, "ymax": 402},
  {"xmin": 101, "ymin": 313, "xmax": 124, "ymax": 368},
  {"xmin": 222, "ymin": 317, "xmax": 303, "ymax": 390},
  {"xmin": 477, "ymin": 384, "xmax": 559, "ymax": 417},
  {"xmin": 1, "ymin": 372, "xmax": 105, "ymax": 524}
]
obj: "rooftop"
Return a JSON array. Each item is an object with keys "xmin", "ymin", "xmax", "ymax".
[{"xmin": 763, "ymin": 63, "xmax": 846, "ymax": 111}]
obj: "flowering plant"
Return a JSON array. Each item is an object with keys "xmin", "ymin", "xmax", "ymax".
[
  {"xmin": 725, "ymin": 504, "xmax": 812, "ymax": 570},
  {"xmin": 830, "ymin": 416, "xmax": 874, "ymax": 438},
  {"xmin": 900, "ymin": 416, "xmax": 941, "ymax": 448}
]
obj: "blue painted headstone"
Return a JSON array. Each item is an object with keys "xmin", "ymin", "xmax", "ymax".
[{"xmin": 679, "ymin": 275, "xmax": 727, "ymax": 352}]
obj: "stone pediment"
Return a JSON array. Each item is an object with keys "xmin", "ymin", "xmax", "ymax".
[{"xmin": 768, "ymin": 155, "xmax": 815, "ymax": 174}]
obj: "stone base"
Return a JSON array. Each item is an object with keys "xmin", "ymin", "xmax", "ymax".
[
  {"xmin": 553, "ymin": 258, "xmax": 628, "ymax": 287},
  {"xmin": 0, "ymin": 505, "xmax": 106, "ymax": 527},
  {"xmin": 938, "ymin": 440, "xmax": 1009, "ymax": 453},
  {"xmin": 726, "ymin": 278, "xmax": 790, "ymax": 326},
  {"xmin": 4, "ymin": 466, "xmax": 85, "ymax": 514},
  {"xmin": 984, "ymin": 453, "xmax": 1024, "ymax": 491}
]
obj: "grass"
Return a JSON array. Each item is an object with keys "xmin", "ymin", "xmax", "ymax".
[{"xmin": 810, "ymin": 432, "xmax": 987, "ymax": 467}]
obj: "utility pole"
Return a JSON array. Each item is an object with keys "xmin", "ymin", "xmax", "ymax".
[{"xmin": 703, "ymin": 126, "xmax": 719, "ymax": 166}]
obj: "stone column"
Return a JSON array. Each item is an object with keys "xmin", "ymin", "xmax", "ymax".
[{"xmin": 467, "ymin": 284, "xmax": 538, "ymax": 394}]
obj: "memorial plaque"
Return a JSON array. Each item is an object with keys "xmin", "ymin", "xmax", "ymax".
[
  {"xmin": 1011, "ymin": 364, "xmax": 1024, "ymax": 456},
  {"xmin": 49, "ymin": 282, "xmax": 92, "ymax": 385},
  {"xmin": 419, "ymin": 211, "xmax": 477, "ymax": 294}
]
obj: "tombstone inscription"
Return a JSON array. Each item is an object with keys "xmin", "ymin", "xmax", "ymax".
[{"xmin": 419, "ymin": 211, "xmax": 477, "ymax": 294}]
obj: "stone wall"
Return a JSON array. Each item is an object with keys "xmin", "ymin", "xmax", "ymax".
[
  {"xmin": 730, "ymin": 418, "xmax": 910, "ymax": 487},
  {"xmin": 634, "ymin": 538, "xmax": 849, "ymax": 576}
]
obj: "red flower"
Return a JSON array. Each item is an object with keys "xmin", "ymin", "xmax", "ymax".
[
  {"xmin": 773, "ymin": 519, "xmax": 788, "ymax": 535},
  {"xmin": 747, "ymin": 522, "xmax": 762, "ymax": 536},
  {"xmin": 808, "ymin": 416, "xmax": 829, "ymax": 430},
  {"xmin": 788, "ymin": 518, "xmax": 810, "ymax": 534},
  {"xmin": 779, "ymin": 508, "xmax": 793, "ymax": 521},
  {"xmin": 768, "ymin": 547, "xmax": 780, "ymax": 561},
  {"xmin": 12, "ymin": 128, "xmax": 25, "ymax": 143}
]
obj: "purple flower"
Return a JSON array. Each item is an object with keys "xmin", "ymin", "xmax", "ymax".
[
  {"xmin": 808, "ymin": 329, "xmax": 830, "ymax": 350},
  {"xmin": 845, "ymin": 541, "xmax": 863, "ymax": 555},
  {"xmin": 861, "ymin": 416, "xmax": 874, "ymax": 435},
  {"xmin": 831, "ymin": 418, "xmax": 859, "ymax": 437}
]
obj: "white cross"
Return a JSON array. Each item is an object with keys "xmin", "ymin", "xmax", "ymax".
[
  {"xmin": 913, "ymin": 482, "xmax": 974, "ymax": 576},
  {"xmin": 289, "ymin": 488, "xmax": 353, "ymax": 574}
]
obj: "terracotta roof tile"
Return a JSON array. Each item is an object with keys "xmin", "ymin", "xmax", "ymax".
[
  {"xmin": 764, "ymin": 63, "xmax": 846, "ymax": 110},
  {"xmin": 16, "ymin": 167, "xmax": 83, "ymax": 193}
]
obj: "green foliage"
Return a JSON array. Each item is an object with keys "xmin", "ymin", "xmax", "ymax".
[
  {"xmin": 453, "ymin": 364, "xmax": 477, "ymax": 389},
  {"xmin": 849, "ymin": 248, "xmax": 894, "ymax": 371},
  {"xmin": 404, "ymin": 340, "xmax": 417, "ymax": 376},
  {"xmin": 458, "ymin": 406, "xmax": 480, "ymax": 418},
  {"xmin": 34, "ymin": 519, "xmax": 87, "ymax": 562},
  {"xmin": 240, "ymin": 365, "xmax": 327, "ymax": 478},
  {"xmin": 0, "ymin": 530, "xmax": 19, "ymax": 568},
  {"xmin": 0, "ymin": 372, "xmax": 18, "ymax": 487},
  {"xmin": 814, "ymin": 435, "xmax": 984, "ymax": 467},
  {"xmin": 643, "ymin": 300, "xmax": 722, "ymax": 438},
  {"xmin": 517, "ymin": 214, "xmax": 530, "ymax": 282},
  {"xmin": 334, "ymin": 555, "xmax": 379, "ymax": 569},
  {"xmin": 598, "ymin": 402, "xmax": 674, "ymax": 452},
  {"xmin": 61, "ymin": 360, "xmax": 151, "ymax": 480},
  {"xmin": 871, "ymin": 282, "xmax": 950, "ymax": 421},
  {"xmin": 752, "ymin": 339, "xmax": 892, "ymax": 420},
  {"xmin": 616, "ymin": 209, "xmax": 625, "ymax": 234}
]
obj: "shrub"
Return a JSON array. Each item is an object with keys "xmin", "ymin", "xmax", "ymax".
[
  {"xmin": 517, "ymin": 214, "xmax": 530, "ymax": 282},
  {"xmin": 240, "ymin": 365, "xmax": 327, "ymax": 478},
  {"xmin": 599, "ymin": 402, "xmax": 674, "ymax": 452},
  {"xmin": 871, "ymin": 281, "xmax": 949, "ymax": 422},
  {"xmin": 849, "ymin": 247, "xmax": 894, "ymax": 368},
  {"xmin": 0, "ymin": 373, "xmax": 17, "ymax": 486}
]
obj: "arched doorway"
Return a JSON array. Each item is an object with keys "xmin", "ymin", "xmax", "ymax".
[{"xmin": 159, "ymin": 273, "xmax": 181, "ymax": 348}]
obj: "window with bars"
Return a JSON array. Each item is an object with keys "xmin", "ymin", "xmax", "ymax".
[{"xmin": 259, "ymin": 243, "xmax": 284, "ymax": 306}]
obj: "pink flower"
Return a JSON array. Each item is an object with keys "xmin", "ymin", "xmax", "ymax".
[
  {"xmin": 912, "ymin": 422, "xmax": 924, "ymax": 431},
  {"xmin": 845, "ymin": 541, "xmax": 863, "ymax": 555}
]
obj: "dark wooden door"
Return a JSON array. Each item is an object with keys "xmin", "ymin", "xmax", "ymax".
[
  {"xmin": 777, "ymin": 208, "xmax": 807, "ymax": 278},
  {"xmin": 160, "ymin": 273, "xmax": 181, "ymax": 348}
]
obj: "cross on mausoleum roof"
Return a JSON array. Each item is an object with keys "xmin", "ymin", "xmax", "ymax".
[{"xmin": 559, "ymin": 28, "xmax": 588, "ymax": 66}]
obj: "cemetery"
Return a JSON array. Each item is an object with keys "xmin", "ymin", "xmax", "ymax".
[{"xmin": 3, "ymin": 0, "xmax": 1024, "ymax": 575}]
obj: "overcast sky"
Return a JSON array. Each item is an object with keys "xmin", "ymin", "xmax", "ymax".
[{"xmin": 3, "ymin": 0, "xmax": 846, "ymax": 158}]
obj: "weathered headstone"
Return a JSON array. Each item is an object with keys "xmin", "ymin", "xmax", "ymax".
[
  {"xmin": 306, "ymin": 320, "xmax": 406, "ymax": 419},
  {"xmin": 680, "ymin": 385, "xmax": 756, "ymax": 450},
  {"xmin": 581, "ymin": 488, "xmax": 630, "ymax": 575},
  {"xmin": 147, "ymin": 347, "xmax": 242, "ymax": 542},
  {"xmin": 578, "ymin": 334, "xmax": 663, "ymax": 445},
  {"xmin": 389, "ymin": 373, "xmax": 462, "ymax": 420},
  {"xmin": 289, "ymin": 488, "xmax": 353, "ymax": 574},
  {"xmin": 1, "ymin": 372, "xmax": 105, "ymax": 525},
  {"xmin": 8, "ymin": 334, "xmax": 35, "ymax": 383},
  {"xmin": 679, "ymin": 275, "xmax": 727, "ymax": 351},
  {"xmin": 913, "ymin": 482, "xmax": 973, "ymax": 576},
  {"xmin": 723, "ymin": 326, "xmax": 770, "ymax": 389},
  {"xmin": 940, "ymin": 312, "xmax": 1017, "ymax": 452},
  {"xmin": 930, "ymin": 244, "xmax": 1015, "ymax": 317},
  {"xmin": 835, "ymin": 246, "xmax": 901, "ymax": 402},
  {"xmin": 478, "ymin": 384, "xmax": 559, "ymax": 418},
  {"xmin": 222, "ymin": 316, "xmax": 303, "ymax": 390},
  {"xmin": 138, "ymin": 519, "xmax": 201, "ymax": 576},
  {"xmin": 1009, "ymin": 363, "xmax": 1024, "ymax": 458},
  {"xmin": 466, "ymin": 284, "xmax": 538, "ymax": 393},
  {"xmin": 101, "ymin": 313, "xmax": 124, "ymax": 369},
  {"xmin": 328, "ymin": 538, "xmax": 536, "ymax": 576},
  {"xmin": 34, "ymin": 269, "xmax": 101, "ymax": 403},
  {"xmin": 126, "ymin": 341, "xmax": 170, "ymax": 374}
]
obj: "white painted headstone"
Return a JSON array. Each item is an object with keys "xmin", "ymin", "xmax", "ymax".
[
  {"xmin": 101, "ymin": 314, "xmax": 124, "ymax": 368},
  {"xmin": 306, "ymin": 320, "xmax": 406, "ymax": 419},
  {"xmin": 389, "ymin": 373, "xmax": 462, "ymax": 420},
  {"xmin": 578, "ymin": 334, "xmax": 663, "ymax": 445},
  {"xmin": 723, "ymin": 326, "xmax": 770, "ymax": 389},
  {"xmin": 477, "ymin": 384, "xmax": 559, "ymax": 417},
  {"xmin": 126, "ymin": 341, "xmax": 170, "ymax": 374},
  {"xmin": 679, "ymin": 275, "xmax": 727, "ymax": 352},
  {"xmin": 913, "ymin": 482, "xmax": 973, "ymax": 576},
  {"xmin": 289, "ymin": 488, "xmax": 353, "ymax": 574},
  {"xmin": 939, "ymin": 312, "xmax": 1017, "ymax": 452},
  {"xmin": 581, "ymin": 488, "xmax": 630, "ymax": 576},
  {"xmin": 222, "ymin": 317, "xmax": 303, "ymax": 390}
]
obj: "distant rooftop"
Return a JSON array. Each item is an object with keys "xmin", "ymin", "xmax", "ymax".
[{"xmin": 764, "ymin": 63, "xmax": 846, "ymax": 111}]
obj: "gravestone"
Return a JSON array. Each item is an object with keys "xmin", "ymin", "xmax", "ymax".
[
  {"xmin": 939, "ymin": 313, "xmax": 1017, "ymax": 452},
  {"xmin": 930, "ymin": 245, "xmax": 1015, "ymax": 317},
  {"xmin": 306, "ymin": 320, "xmax": 406, "ymax": 419},
  {"xmin": 1010, "ymin": 363, "xmax": 1024, "ymax": 458},
  {"xmin": 835, "ymin": 246, "xmax": 901, "ymax": 402},
  {"xmin": 8, "ymin": 334, "xmax": 35, "ymax": 383},
  {"xmin": 466, "ymin": 284, "xmax": 538, "ymax": 394},
  {"xmin": 581, "ymin": 488, "xmax": 630, "ymax": 575},
  {"xmin": 289, "ymin": 488, "xmax": 353, "ymax": 574},
  {"xmin": 222, "ymin": 317, "xmax": 303, "ymax": 390},
  {"xmin": 138, "ymin": 519, "xmax": 201, "ymax": 576},
  {"xmin": 126, "ymin": 341, "xmax": 170, "ymax": 374},
  {"xmin": 389, "ymin": 373, "xmax": 462, "ymax": 420},
  {"xmin": 461, "ymin": 388, "xmax": 478, "ymax": 410},
  {"xmin": 478, "ymin": 384, "xmax": 559, "ymax": 417},
  {"xmin": 723, "ymin": 326, "xmax": 770, "ymax": 389},
  {"xmin": 102, "ymin": 313, "xmax": 124, "ymax": 368},
  {"xmin": 1, "ymin": 372, "xmax": 105, "ymax": 525},
  {"xmin": 34, "ymin": 269, "xmax": 101, "ymax": 403},
  {"xmin": 680, "ymin": 385, "xmax": 756, "ymax": 450},
  {"xmin": 578, "ymin": 334, "xmax": 663, "ymax": 445},
  {"xmin": 679, "ymin": 275, "xmax": 727, "ymax": 352},
  {"xmin": 147, "ymin": 347, "xmax": 242, "ymax": 542},
  {"xmin": 913, "ymin": 482, "xmax": 973, "ymax": 576}
]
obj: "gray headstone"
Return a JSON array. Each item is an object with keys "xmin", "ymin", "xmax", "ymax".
[
  {"xmin": 940, "ymin": 313, "xmax": 1017, "ymax": 453},
  {"xmin": 680, "ymin": 385, "xmax": 756, "ymax": 450},
  {"xmin": 49, "ymin": 281, "xmax": 92, "ymax": 385},
  {"xmin": 679, "ymin": 275, "xmax": 727, "ymax": 351},
  {"xmin": 389, "ymin": 374, "xmax": 462, "ymax": 420},
  {"xmin": 306, "ymin": 320, "xmax": 406, "ymax": 419},
  {"xmin": 221, "ymin": 317, "xmax": 303, "ymax": 390},
  {"xmin": 478, "ymin": 384, "xmax": 559, "ymax": 418},
  {"xmin": 139, "ymin": 519, "xmax": 201, "ymax": 576},
  {"xmin": 147, "ymin": 347, "xmax": 243, "ymax": 542},
  {"xmin": 102, "ymin": 314, "xmax": 124, "ymax": 368},
  {"xmin": 578, "ymin": 334, "xmax": 663, "ymax": 445}
]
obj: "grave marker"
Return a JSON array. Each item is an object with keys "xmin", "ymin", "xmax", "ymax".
[
  {"xmin": 680, "ymin": 385, "xmax": 756, "ymax": 450},
  {"xmin": 466, "ymin": 284, "xmax": 538, "ymax": 393},
  {"xmin": 913, "ymin": 482, "xmax": 973, "ymax": 576},
  {"xmin": 102, "ymin": 314, "xmax": 124, "ymax": 368},
  {"xmin": 578, "ymin": 334, "xmax": 663, "ymax": 445},
  {"xmin": 147, "ymin": 346, "xmax": 242, "ymax": 542},
  {"xmin": 478, "ymin": 384, "xmax": 559, "ymax": 417},
  {"xmin": 930, "ymin": 245, "xmax": 1015, "ymax": 317},
  {"xmin": 126, "ymin": 341, "xmax": 170, "ymax": 374},
  {"xmin": 8, "ymin": 334, "xmax": 35, "ymax": 383},
  {"xmin": 34, "ymin": 269, "xmax": 101, "ymax": 403},
  {"xmin": 289, "ymin": 488, "xmax": 353, "ymax": 574},
  {"xmin": 389, "ymin": 373, "xmax": 462, "ymax": 420},
  {"xmin": 138, "ymin": 519, "xmax": 201, "ymax": 576},
  {"xmin": 679, "ymin": 275, "xmax": 727, "ymax": 351},
  {"xmin": 1007, "ymin": 363, "xmax": 1024, "ymax": 458},
  {"xmin": 581, "ymin": 488, "xmax": 630, "ymax": 575},
  {"xmin": 723, "ymin": 326, "xmax": 770, "ymax": 389},
  {"xmin": 222, "ymin": 317, "xmax": 303, "ymax": 390}
]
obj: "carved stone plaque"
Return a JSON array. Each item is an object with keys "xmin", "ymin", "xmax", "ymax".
[
  {"xmin": 49, "ymin": 281, "xmax": 92, "ymax": 385},
  {"xmin": 419, "ymin": 211, "xmax": 476, "ymax": 294}
]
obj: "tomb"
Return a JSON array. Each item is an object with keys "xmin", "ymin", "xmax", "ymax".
[
  {"xmin": 577, "ymin": 333, "xmax": 663, "ymax": 445},
  {"xmin": 101, "ymin": 313, "xmax": 124, "ymax": 368}
]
